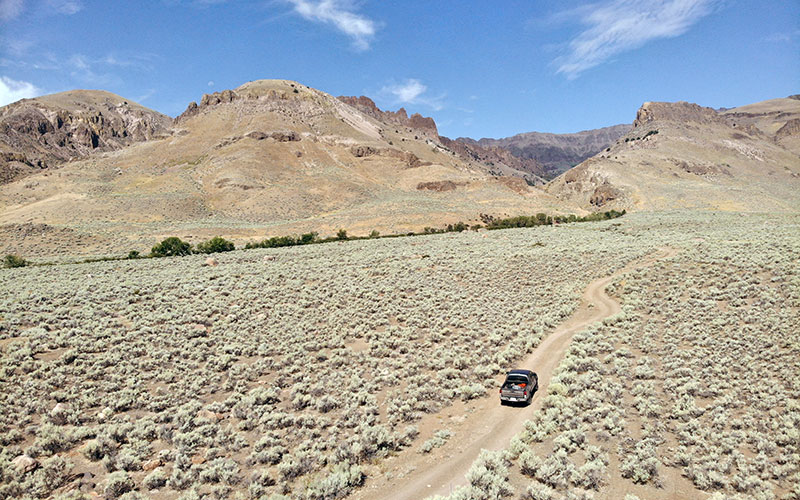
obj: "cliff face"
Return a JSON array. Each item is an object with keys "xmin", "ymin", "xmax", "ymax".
[
  {"xmin": 633, "ymin": 101, "xmax": 725, "ymax": 127},
  {"xmin": 337, "ymin": 96, "xmax": 439, "ymax": 138},
  {"xmin": 0, "ymin": 90, "xmax": 172, "ymax": 184}
]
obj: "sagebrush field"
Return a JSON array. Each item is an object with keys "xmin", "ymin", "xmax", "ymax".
[{"xmin": 1, "ymin": 212, "xmax": 798, "ymax": 500}]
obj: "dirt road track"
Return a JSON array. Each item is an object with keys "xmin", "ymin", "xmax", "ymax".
[{"xmin": 356, "ymin": 247, "xmax": 678, "ymax": 500}]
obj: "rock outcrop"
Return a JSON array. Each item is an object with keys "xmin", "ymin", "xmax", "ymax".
[
  {"xmin": 338, "ymin": 96, "xmax": 439, "ymax": 138},
  {"xmin": 633, "ymin": 101, "xmax": 725, "ymax": 128},
  {"xmin": 0, "ymin": 90, "xmax": 171, "ymax": 184}
]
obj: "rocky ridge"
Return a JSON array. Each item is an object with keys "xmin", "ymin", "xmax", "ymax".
[
  {"xmin": 460, "ymin": 124, "xmax": 631, "ymax": 178},
  {"xmin": 545, "ymin": 97, "xmax": 800, "ymax": 211},
  {"xmin": 337, "ymin": 96, "xmax": 439, "ymax": 139},
  {"xmin": 0, "ymin": 90, "xmax": 172, "ymax": 184}
]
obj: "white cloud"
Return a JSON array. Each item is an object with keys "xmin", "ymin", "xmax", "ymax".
[
  {"xmin": 556, "ymin": 0, "xmax": 718, "ymax": 79},
  {"xmin": 385, "ymin": 78, "xmax": 426, "ymax": 103},
  {"xmin": 0, "ymin": 75, "xmax": 41, "ymax": 106},
  {"xmin": 0, "ymin": 0, "xmax": 23, "ymax": 20},
  {"xmin": 288, "ymin": 0, "xmax": 377, "ymax": 50},
  {"xmin": 380, "ymin": 78, "xmax": 444, "ymax": 111}
]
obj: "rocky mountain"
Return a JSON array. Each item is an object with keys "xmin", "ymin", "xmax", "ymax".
[
  {"xmin": 459, "ymin": 124, "xmax": 631, "ymax": 178},
  {"xmin": 545, "ymin": 97, "xmax": 800, "ymax": 211},
  {"xmin": 336, "ymin": 95, "xmax": 547, "ymax": 183},
  {"xmin": 0, "ymin": 90, "xmax": 172, "ymax": 184},
  {"xmin": 0, "ymin": 80, "xmax": 571, "ymax": 257}
]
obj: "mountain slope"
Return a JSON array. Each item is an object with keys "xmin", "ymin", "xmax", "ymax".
[
  {"xmin": 0, "ymin": 90, "xmax": 172, "ymax": 184},
  {"xmin": 0, "ymin": 80, "xmax": 573, "ymax": 257},
  {"xmin": 337, "ymin": 95, "xmax": 547, "ymax": 183},
  {"xmin": 545, "ymin": 98, "xmax": 800, "ymax": 211},
  {"xmin": 460, "ymin": 124, "xmax": 631, "ymax": 178}
]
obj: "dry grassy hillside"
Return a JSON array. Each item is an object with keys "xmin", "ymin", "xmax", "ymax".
[
  {"xmin": 545, "ymin": 98, "xmax": 800, "ymax": 212},
  {"xmin": 0, "ymin": 80, "xmax": 572, "ymax": 258}
]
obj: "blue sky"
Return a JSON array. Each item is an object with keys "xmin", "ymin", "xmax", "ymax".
[{"xmin": 1, "ymin": 0, "xmax": 798, "ymax": 138}]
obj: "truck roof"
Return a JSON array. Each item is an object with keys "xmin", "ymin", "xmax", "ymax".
[{"xmin": 507, "ymin": 369, "xmax": 534, "ymax": 376}]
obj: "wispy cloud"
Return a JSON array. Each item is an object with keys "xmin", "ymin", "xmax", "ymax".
[
  {"xmin": 64, "ymin": 52, "xmax": 156, "ymax": 87},
  {"xmin": 764, "ymin": 30, "xmax": 800, "ymax": 44},
  {"xmin": 381, "ymin": 78, "xmax": 445, "ymax": 111},
  {"xmin": 46, "ymin": 0, "xmax": 82, "ymax": 15},
  {"xmin": 0, "ymin": 75, "xmax": 41, "ymax": 106},
  {"xmin": 0, "ymin": 0, "xmax": 23, "ymax": 21},
  {"xmin": 287, "ymin": 0, "xmax": 377, "ymax": 50},
  {"xmin": 556, "ymin": 0, "xmax": 718, "ymax": 79},
  {"xmin": 0, "ymin": 0, "xmax": 84, "ymax": 21}
]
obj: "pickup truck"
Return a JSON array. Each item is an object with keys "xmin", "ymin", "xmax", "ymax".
[{"xmin": 499, "ymin": 369, "xmax": 538, "ymax": 405}]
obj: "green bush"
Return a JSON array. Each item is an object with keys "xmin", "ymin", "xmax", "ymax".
[
  {"xmin": 127, "ymin": 251, "xmax": 140, "ymax": 260},
  {"xmin": 4, "ymin": 254, "xmax": 28, "ymax": 268},
  {"xmin": 337, "ymin": 229, "xmax": 348, "ymax": 240},
  {"xmin": 299, "ymin": 232, "xmax": 318, "ymax": 245},
  {"xmin": 195, "ymin": 236, "xmax": 235, "ymax": 254},
  {"xmin": 151, "ymin": 237, "xmax": 192, "ymax": 258}
]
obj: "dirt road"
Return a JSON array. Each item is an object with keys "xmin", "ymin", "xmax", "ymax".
[{"xmin": 355, "ymin": 247, "xmax": 678, "ymax": 500}]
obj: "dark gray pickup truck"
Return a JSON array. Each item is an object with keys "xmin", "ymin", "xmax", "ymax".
[{"xmin": 499, "ymin": 369, "xmax": 538, "ymax": 405}]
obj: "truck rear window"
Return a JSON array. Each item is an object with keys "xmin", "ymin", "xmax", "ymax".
[{"xmin": 503, "ymin": 376, "xmax": 527, "ymax": 387}]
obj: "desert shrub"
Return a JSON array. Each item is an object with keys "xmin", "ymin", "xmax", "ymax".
[
  {"xmin": 143, "ymin": 467, "xmax": 168, "ymax": 489},
  {"xmin": 303, "ymin": 462, "xmax": 364, "ymax": 500},
  {"xmin": 459, "ymin": 382, "xmax": 486, "ymax": 401},
  {"xmin": 519, "ymin": 450, "xmax": 543, "ymax": 476},
  {"xmin": 104, "ymin": 471, "xmax": 135, "ymax": 499},
  {"xmin": 462, "ymin": 450, "xmax": 514, "ymax": 499},
  {"xmin": 151, "ymin": 237, "xmax": 192, "ymax": 257},
  {"xmin": 3, "ymin": 254, "xmax": 28, "ymax": 268},
  {"xmin": 523, "ymin": 482, "xmax": 558, "ymax": 500},
  {"xmin": 195, "ymin": 236, "xmax": 235, "ymax": 254},
  {"xmin": 126, "ymin": 250, "xmax": 140, "ymax": 259},
  {"xmin": 336, "ymin": 229, "xmax": 348, "ymax": 240},
  {"xmin": 420, "ymin": 430, "xmax": 451, "ymax": 453},
  {"xmin": 198, "ymin": 457, "xmax": 240, "ymax": 484}
]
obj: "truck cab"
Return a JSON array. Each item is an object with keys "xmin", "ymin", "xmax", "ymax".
[{"xmin": 500, "ymin": 369, "xmax": 538, "ymax": 405}]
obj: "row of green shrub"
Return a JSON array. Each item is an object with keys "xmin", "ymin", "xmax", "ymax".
[
  {"xmin": 3, "ymin": 210, "xmax": 626, "ymax": 268},
  {"xmin": 143, "ymin": 236, "xmax": 236, "ymax": 258},
  {"xmin": 485, "ymin": 210, "xmax": 626, "ymax": 230}
]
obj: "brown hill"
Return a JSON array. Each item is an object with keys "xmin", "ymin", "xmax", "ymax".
[
  {"xmin": 0, "ymin": 80, "xmax": 572, "ymax": 257},
  {"xmin": 0, "ymin": 90, "xmax": 172, "ymax": 184},
  {"xmin": 461, "ymin": 124, "xmax": 631, "ymax": 178},
  {"xmin": 545, "ymin": 97, "xmax": 800, "ymax": 211}
]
